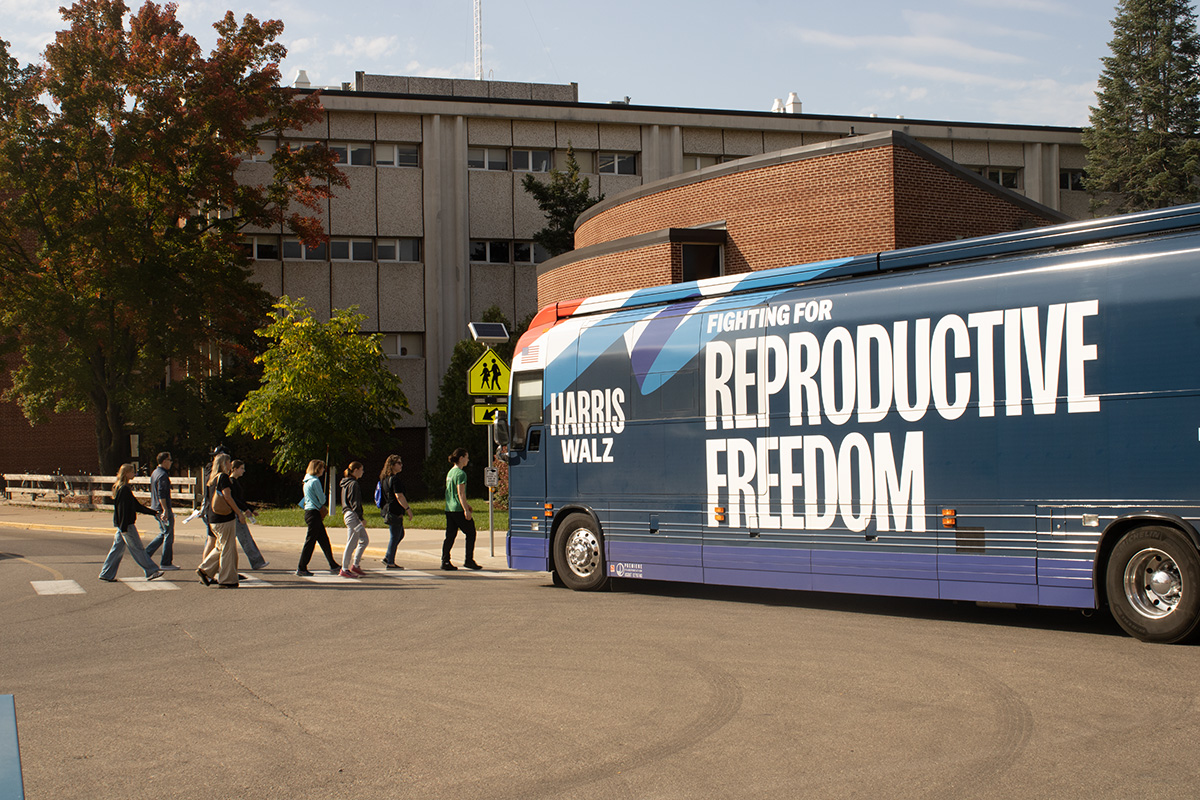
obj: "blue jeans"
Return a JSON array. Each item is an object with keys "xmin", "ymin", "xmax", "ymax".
[
  {"xmin": 145, "ymin": 513, "xmax": 175, "ymax": 566},
  {"xmin": 384, "ymin": 519, "xmax": 405, "ymax": 564},
  {"xmin": 99, "ymin": 526, "xmax": 160, "ymax": 580},
  {"xmin": 234, "ymin": 519, "xmax": 267, "ymax": 569}
]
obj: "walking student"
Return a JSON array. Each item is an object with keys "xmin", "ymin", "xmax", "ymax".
[
  {"xmin": 99, "ymin": 464, "xmax": 165, "ymax": 582},
  {"xmin": 380, "ymin": 454, "xmax": 413, "ymax": 569},
  {"xmin": 196, "ymin": 453, "xmax": 246, "ymax": 588},
  {"xmin": 296, "ymin": 459, "xmax": 338, "ymax": 577},
  {"xmin": 339, "ymin": 462, "xmax": 368, "ymax": 578},
  {"xmin": 230, "ymin": 460, "xmax": 268, "ymax": 570},
  {"xmin": 442, "ymin": 448, "xmax": 481, "ymax": 571},
  {"xmin": 144, "ymin": 451, "xmax": 179, "ymax": 570}
]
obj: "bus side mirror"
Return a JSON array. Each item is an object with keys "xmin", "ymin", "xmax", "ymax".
[{"xmin": 493, "ymin": 410, "xmax": 510, "ymax": 446}]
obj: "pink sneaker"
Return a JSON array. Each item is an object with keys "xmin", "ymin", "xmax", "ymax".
[
  {"xmin": 338, "ymin": 568, "xmax": 358, "ymax": 579},
  {"xmin": 349, "ymin": 565, "xmax": 366, "ymax": 577}
]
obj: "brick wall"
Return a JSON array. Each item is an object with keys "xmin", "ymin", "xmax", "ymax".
[
  {"xmin": 0, "ymin": 353, "xmax": 100, "ymax": 476},
  {"xmin": 542, "ymin": 141, "xmax": 1060, "ymax": 306}
]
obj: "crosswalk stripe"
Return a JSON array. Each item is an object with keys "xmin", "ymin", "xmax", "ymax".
[
  {"xmin": 31, "ymin": 580, "xmax": 85, "ymax": 595},
  {"xmin": 118, "ymin": 578, "xmax": 180, "ymax": 591}
]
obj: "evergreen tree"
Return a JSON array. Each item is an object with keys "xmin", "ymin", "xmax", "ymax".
[
  {"xmin": 1082, "ymin": 0, "xmax": 1200, "ymax": 213},
  {"xmin": 521, "ymin": 145, "xmax": 604, "ymax": 256}
]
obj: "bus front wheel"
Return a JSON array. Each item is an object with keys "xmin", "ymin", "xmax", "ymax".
[
  {"xmin": 553, "ymin": 514, "xmax": 608, "ymax": 591},
  {"xmin": 1106, "ymin": 526, "xmax": 1200, "ymax": 643}
]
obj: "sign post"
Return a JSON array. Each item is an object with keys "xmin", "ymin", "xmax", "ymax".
[{"xmin": 467, "ymin": 322, "xmax": 510, "ymax": 558}]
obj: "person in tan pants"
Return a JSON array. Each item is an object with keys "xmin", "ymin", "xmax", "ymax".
[{"xmin": 196, "ymin": 453, "xmax": 246, "ymax": 588}]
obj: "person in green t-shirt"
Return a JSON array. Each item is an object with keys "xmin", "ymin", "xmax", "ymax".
[{"xmin": 442, "ymin": 448, "xmax": 481, "ymax": 570}]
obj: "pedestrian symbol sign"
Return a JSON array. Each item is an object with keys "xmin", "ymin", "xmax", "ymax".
[{"xmin": 467, "ymin": 351, "xmax": 510, "ymax": 396}]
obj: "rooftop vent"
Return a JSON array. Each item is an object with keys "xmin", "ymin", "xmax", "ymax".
[{"xmin": 293, "ymin": 69, "xmax": 311, "ymax": 89}]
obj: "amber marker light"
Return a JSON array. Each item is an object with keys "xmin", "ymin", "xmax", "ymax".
[
  {"xmin": 942, "ymin": 508, "xmax": 957, "ymax": 528},
  {"xmin": 715, "ymin": 506, "xmax": 726, "ymax": 523},
  {"xmin": 544, "ymin": 502, "xmax": 553, "ymax": 518}
]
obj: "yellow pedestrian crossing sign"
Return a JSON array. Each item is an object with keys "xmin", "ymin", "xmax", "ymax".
[
  {"xmin": 472, "ymin": 404, "xmax": 507, "ymax": 425},
  {"xmin": 468, "ymin": 350, "xmax": 510, "ymax": 396}
]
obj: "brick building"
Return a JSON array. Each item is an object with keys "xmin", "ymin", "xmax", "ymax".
[{"xmin": 0, "ymin": 73, "xmax": 1089, "ymax": 480}]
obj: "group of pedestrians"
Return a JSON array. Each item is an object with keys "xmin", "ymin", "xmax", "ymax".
[{"xmin": 98, "ymin": 446, "xmax": 483, "ymax": 585}]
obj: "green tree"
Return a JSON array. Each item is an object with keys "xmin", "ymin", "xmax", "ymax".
[
  {"xmin": 226, "ymin": 296, "xmax": 410, "ymax": 474},
  {"xmin": 1082, "ymin": 0, "xmax": 1200, "ymax": 213},
  {"xmin": 0, "ymin": 0, "xmax": 344, "ymax": 472},
  {"xmin": 521, "ymin": 144, "xmax": 604, "ymax": 257},
  {"xmin": 424, "ymin": 306, "xmax": 533, "ymax": 498}
]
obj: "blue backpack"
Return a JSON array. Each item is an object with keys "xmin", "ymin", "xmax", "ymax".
[{"xmin": 375, "ymin": 479, "xmax": 386, "ymax": 511}]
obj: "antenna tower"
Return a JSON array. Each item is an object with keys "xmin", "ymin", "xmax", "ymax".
[{"xmin": 474, "ymin": 0, "xmax": 483, "ymax": 80}]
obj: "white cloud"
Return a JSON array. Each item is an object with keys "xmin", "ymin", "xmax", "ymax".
[{"xmin": 789, "ymin": 27, "xmax": 1026, "ymax": 65}]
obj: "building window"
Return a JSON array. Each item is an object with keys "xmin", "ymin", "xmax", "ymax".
[
  {"xmin": 282, "ymin": 238, "xmax": 327, "ymax": 260},
  {"xmin": 241, "ymin": 236, "xmax": 282, "ymax": 260},
  {"xmin": 376, "ymin": 143, "xmax": 420, "ymax": 168},
  {"xmin": 513, "ymin": 241, "xmax": 550, "ymax": 264},
  {"xmin": 512, "ymin": 149, "xmax": 551, "ymax": 172},
  {"xmin": 470, "ymin": 240, "xmax": 512, "ymax": 263},
  {"xmin": 377, "ymin": 238, "xmax": 421, "ymax": 262},
  {"xmin": 330, "ymin": 239, "xmax": 375, "ymax": 261},
  {"xmin": 467, "ymin": 147, "xmax": 509, "ymax": 171},
  {"xmin": 248, "ymin": 139, "xmax": 276, "ymax": 163},
  {"xmin": 1060, "ymin": 169, "xmax": 1086, "ymax": 191},
  {"xmin": 380, "ymin": 333, "xmax": 424, "ymax": 358},
  {"xmin": 329, "ymin": 142, "xmax": 374, "ymax": 167},
  {"xmin": 974, "ymin": 167, "xmax": 1020, "ymax": 189},
  {"xmin": 681, "ymin": 243, "xmax": 723, "ymax": 282},
  {"xmin": 682, "ymin": 154, "xmax": 730, "ymax": 171},
  {"xmin": 598, "ymin": 152, "xmax": 637, "ymax": 175}
]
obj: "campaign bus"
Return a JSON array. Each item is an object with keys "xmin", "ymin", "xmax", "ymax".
[{"xmin": 502, "ymin": 203, "xmax": 1200, "ymax": 643}]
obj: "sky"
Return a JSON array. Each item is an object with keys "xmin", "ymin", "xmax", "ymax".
[{"xmin": 0, "ymin": 0, "xmax": 1139, "ymax": 128}]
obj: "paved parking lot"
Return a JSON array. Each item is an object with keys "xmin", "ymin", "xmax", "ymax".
[{"xmin": 4, "ymin": 522, "xmax": 1200, "ymax": 799}]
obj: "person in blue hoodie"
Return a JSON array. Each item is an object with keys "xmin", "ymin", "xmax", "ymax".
[{"xmin": 296, "ymin": 459, "xmax": 338, "ymax": 577}]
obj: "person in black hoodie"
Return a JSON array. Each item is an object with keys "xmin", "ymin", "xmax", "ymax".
[
  {"xmin": 99, "ymin": 464, "xmax": 166, "ymax": 582},
  {"xmin": 339, "ymin": 462, "xmax": 368, "ymax": 578}
]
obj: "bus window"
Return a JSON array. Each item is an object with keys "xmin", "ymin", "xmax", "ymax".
[{"xmin": 510, "ymin": 372, "xmax": 544, "ymax": 450}]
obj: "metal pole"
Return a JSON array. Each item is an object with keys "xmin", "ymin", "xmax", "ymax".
[{"xmin": 488, "ymin": 420, "xmax": 495, "ymax": 556}]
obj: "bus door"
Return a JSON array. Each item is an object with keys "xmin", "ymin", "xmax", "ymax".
[{"xmin": 506, "ymin": 371, "xmax": 548, "ymax": 570}]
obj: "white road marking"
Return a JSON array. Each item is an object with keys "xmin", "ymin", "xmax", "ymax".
[
  {"xmin": 31, "ymin": 580, "xmax": 85, "ymax": 595},
  {"xmin": 118, "ymin": 578, "xmax": 179, "ymax": 591}
]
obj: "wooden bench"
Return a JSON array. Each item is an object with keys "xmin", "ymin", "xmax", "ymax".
[{"xmin": 2, "ymin": 473, "xmax": 198, "ymax": 510}]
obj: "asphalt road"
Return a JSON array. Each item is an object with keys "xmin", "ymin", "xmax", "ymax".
[{"xmin": 3, "ymin": 525, "xmax": 1199, "ymax": 799}]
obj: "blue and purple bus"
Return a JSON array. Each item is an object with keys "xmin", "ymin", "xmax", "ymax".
[{"xmin": 503, "ymin": 203, "xmax": 1200, "ymax": 643}]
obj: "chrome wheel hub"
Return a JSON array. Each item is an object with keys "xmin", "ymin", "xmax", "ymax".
[
  {"xmin": 1124, "ymin": 547, "xmax": 1183, "ymax": 619},
  {"xmin": 565, "ymin": 528, "xmax": 600, "ymax": 578}
]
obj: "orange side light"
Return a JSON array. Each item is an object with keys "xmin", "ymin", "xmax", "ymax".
[
  {"xmin": 715, "ymin": 506, "xmax": 726, "ymax": 523},
  {"xmin": 544, "ymin": 502, "xmax": 553, "ymax": 518},
  {"xmin": 942, "ymin": 508, "xmax": 957, "ymax": 528}
]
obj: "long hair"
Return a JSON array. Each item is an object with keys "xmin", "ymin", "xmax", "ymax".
[
  {"xmin": 111, "ymin": 463, "xmax": 136, "ymax": 497},
  {"xmin": 208, "ymin": 453, "xmax": 231, "ymax": 487},
  {"xmin": 306, "ymin": 459, "xmax": 325, "ymax": 477},
  {"xmin": 379, "ymin": 454, "xmax": 401, "ymax": 482},
  {"xmin": 344, "ymin": 461, "xmax": 363, "ymax": 478}
]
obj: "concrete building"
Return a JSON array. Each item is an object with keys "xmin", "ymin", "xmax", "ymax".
[{"xmin": 0, "ymin": 72, "xmax": 1091, "ymax": 479}]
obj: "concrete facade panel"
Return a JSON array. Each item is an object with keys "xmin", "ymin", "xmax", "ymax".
[
  {"xmin": 379, "ymin": 263, "xmax": 425, "ymax": 331},
  {"xmin": 329, "ymin": 111, "xmax": 376, "ymax": 141},
  {"xmin": 486, "ymin": 81, "xmax": 533, "ymax": 100},
  {"xmin": 723, "ymin": 130, "xmax": 764, "ymax": 156},
  {"xmin": 1060, "ymin": 145, "xmax": 1089, "ymax": 170},
  {"xmin": 989, "ymin": 141, "xmax": 1025, "ymax": 167},
  {"xmin": 515, "ymin": 264, "xmax": 540, "ymax": 321},
  {"xmin": 388, "ymin": 357, "xmax": 427, "ymax": 427},
  {"xmin": 764, "ymin": 131, "xmax": 807, "ymax": 152},
  {"xmin": 918, "ymin": 138, "xmax": 953, "ymax": 159},
  {"xmin": 282, "ymin": 261, "xmax": 331, "ymax": 322},
  {"xmin": 330, "ymin": 169, "xmax": 377, "ymax": 236},
  {"xmin": 376, "ymin": 114, "xmax": 422, "ymax": 142},
  {"xmin": 470, "ymin": 264, "xmax": 515, "ymax": 322},
  {"xmin": 557, "ymin": 122, "xmax": 599, "ymax": 150},
  {"xmin": 598, "ymin": 174, "xmax": 643, "ymax": 198},
  {"xmin": 531, "ymin": 83, "xmax": 578, "ymax": 103},
  {"xmin": 408, "ymin": 77, "xmax": 454, "ymax": 96},
  {"xmin": 469, "ymin": 171, "xmax": 515, "ymax": 238},
  {"xmin": 598, "ymin": 123, "xmax": 642, "ymax": 151},
  {"xmin": 286, "ymin": 111, "xmax": 327, "ymax": 140},
  {"xmin": 952, "ymin": 140, "xmax": 989, "ymax": 166},
  {"xmin": 249, "ymin": 261, "xmax": 283, "ymax": 297},
  {"xmin": 512, "ymin": 120, "xmax": 556, "ymax": 147},
  {"xmin": 683, "ymin": 127, "xmax": 723, "ymax": 154},
  {"xmin": 376, "ymin": 169, "xmax": 424, "ymax": 237},
  {"xmin": 468, "ymin": 118, "xmax": 513, "ymax": 146},
  {"xmin": 332, "ymin": 262, "xmax": 380, "ymax": 330},
  {"xmin": 514, "ymin": 182, "xmax": 546, "ymax": 239}
]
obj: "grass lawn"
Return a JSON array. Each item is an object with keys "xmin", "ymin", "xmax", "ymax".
[{"xmin": 253, "ymin": 499, "xmax": 508, "ymax": 531}]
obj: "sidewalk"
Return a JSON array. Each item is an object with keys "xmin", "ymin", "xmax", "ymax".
[{"xmin": 0, "ymin": 501, "xmax": 510, "ymax": 571}]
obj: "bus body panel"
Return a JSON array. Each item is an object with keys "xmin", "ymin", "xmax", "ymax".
[{"xmin": 506, "ymin": 205, "xmax": 1200, "ymax": 615}]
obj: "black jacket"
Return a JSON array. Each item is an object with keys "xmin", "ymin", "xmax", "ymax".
[
  {"xmin": 341, "ymin": 476, "xmax": 364, "ymax": 519},
  {"xmin": 112, "ymin": 484, "xmax": 157, "ymax": 532}
]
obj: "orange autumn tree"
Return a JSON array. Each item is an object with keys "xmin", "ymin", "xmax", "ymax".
[{"xmin": 0, "ymin": 0, "xmax": 345, "ymax": 471}]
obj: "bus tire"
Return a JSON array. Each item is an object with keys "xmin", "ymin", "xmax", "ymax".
[
  {"xmin": 553, "ymin": 513, "xmax": 608, "ymax": 591},
  {"xmin": 1106, "ymin": 526, "xmax": 1200, "ymax": 643}
]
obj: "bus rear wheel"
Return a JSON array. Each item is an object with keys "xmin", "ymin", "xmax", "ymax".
[
  {"xmin": 553, "ymin": 513, "xmax": 608, "ymax": 591},
  {"xmin": 1106, "ymin": 526, "xmax": 1200, "ymax": 643}
]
